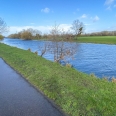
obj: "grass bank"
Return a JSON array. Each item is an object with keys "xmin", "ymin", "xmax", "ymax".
[
  {"xmin": 76, "ymin": 36, "xmax": 116, "ymax": 44},
  {"xmin": 1, "ymin": 43, "xmax": 116, "ymax": 115}
]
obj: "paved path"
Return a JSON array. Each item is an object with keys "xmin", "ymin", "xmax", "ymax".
[{"xmin": 0, "ymin": 58, "xmax": 65, "ymax": 116}]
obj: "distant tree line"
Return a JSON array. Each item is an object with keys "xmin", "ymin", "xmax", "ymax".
[
  {"xmin": 8, "ymin": 19, "xmax": 84, "ymax": 40},
  {"xmin": 8, "ymin": 28, "xmax": 78, "ymax": 40},
  {"xmin": 83, "ymin": 31, "xmax": 116, "ymax": 36},
  {"xmin": 8, "ymin": 28, "xmax": 42, "ymax": 40},
  {"xmin": 8, "ymin": 28, "xmax": 116, "ymax": 41}
]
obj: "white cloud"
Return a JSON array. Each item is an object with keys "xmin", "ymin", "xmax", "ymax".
[
  {"xmin": 105, "ymin": 0, "xmax": 114, "ymax": 5},
  {"xmin": 114, "ymin": 4, "xmax": 116, "ymax": 7},
  {"xmin": 73, "ymin": 8, "xmax": 80, "ymax": 15},
  {"xmin": 7, "ymin": 26, "xmax": 51, "ymax": 35},
  {"xmin": 41, "ymin": 7, "xmax": 50, "ymax": 13},
  {"xmin": 81, "ymin": 14, "xmax": 87, "ymax": 18},
  {"xmin": 104, "ymin": 0, "xmax": 115, "ymax": 10},
  {"xmin": 73, "ymin": 12, "xmax": 76, "ymax": 15},
  {"xmin": 92, "ymin": 16, "xmax": 100, "ymax": 22},
  {"xmin": 106, "ymin": 6, "xmax": 112, "ymax": 10},
  {"xmin": 59, "ymin": 24, "xmax": 71, "ymax": 31},
  {"xmin": 6, "ymin": 24, "xmax": 72, "ymax": 36},
  {"xmin": 76, "ymin": 8, "xmax": 80, "ymax": 11}
]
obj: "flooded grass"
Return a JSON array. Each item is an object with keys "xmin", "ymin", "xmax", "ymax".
[{"xmin": 1, "ymin": 43, "xmax": 116, "ymax": 115}]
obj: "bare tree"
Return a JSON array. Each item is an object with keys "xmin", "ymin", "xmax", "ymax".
[
  {"xmin": 0, "ymin": 17, "xmax": 8, "ymax": 34},
  {"xmin": 49, "ymin": 23, "xmax": 78, "ymax": 65},
  {"xmin": 71, "ymin": 19, "xmax": 84, "ymax": 37},
  {"xmin": 38, "ymin": 22, "xmax": 79, "ymax": 65},
  {"xmin": 38, "ymin": 41, "xmax": 51, "ymax": 57},
  {"xmin": 50, "ymin": 23, "xmax": 60, "ymax": 40},
  {"xmin": 50, "ymin": 40, "xmax": 78, "ymax": 64}
]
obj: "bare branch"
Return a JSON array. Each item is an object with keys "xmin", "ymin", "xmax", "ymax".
[
  {"xmin": 0, "ymin": 17, "xmax": 9, "ymax": 34},
  {"xmin": 71, "ymin": 19, "xmax": 84, "ymax": 37},
  {"xmin": 38, "ymin": 41, "xmax": 51, "ymax": 57},
  {"xmin": 38, "ymin": 22, "xmax": 79, "ymax": 66}
]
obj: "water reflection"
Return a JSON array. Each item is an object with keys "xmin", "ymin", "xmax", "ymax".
[{"xmin": 1, "ymin": 38, "xmax": 116, "ymax": 78}]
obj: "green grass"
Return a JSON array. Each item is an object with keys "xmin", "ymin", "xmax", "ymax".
[
  {"xmin": 76, "ymin": 36, "xmax": 116, "ymax": 44},
  {"xmin": 1, "ymin": 43, "xmax": 116, "ymax": 115}
]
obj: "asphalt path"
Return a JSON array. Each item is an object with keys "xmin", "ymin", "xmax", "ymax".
[{"xmin": 0, "ymin": 58, "xmax": 66, "ymax": 116}]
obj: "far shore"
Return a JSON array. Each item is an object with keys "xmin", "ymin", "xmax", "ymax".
[{"xmin": 3, "ymin": 35, "xmax": 116, "ymax": 45}]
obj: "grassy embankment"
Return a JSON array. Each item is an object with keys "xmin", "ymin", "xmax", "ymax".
[
  {"xmin": 1, "ymin": 43, "xmax": 116, "ymax": 115},
  {"xmin": 76, "ymin": 36, "xmax": 116, "ymax": 44}
]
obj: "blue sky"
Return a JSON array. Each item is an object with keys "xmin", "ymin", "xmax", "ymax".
[{"xmin": 0, "ymin": 0, "xmax": 116, "ymax": 36}]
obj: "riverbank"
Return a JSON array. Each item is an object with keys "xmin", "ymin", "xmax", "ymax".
[
  {"xmin": 6, "ymin": 36, "xmax": 116, "ymax": 45},
  {"xmin": 1, "ymin": 43, "xmax": 116, "ymax": 115},
  {"xmin": 77, "ymin": 36, "xmax": 116, "ymax": 44}
]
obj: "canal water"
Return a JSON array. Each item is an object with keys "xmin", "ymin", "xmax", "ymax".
[
  {"xmin": 1, "ymin": 38, "xmax": 116, "ymax": 78},
  {"xmin": 0, "ymin": 58, "xmax": 65, "ymax": 116}
]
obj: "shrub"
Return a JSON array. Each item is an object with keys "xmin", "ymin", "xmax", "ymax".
[{"xmin": 0, "ymin": 35, "xmax": 4, "ymax": 39}]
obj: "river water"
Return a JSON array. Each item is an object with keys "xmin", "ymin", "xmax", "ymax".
[{"xmin": 1, "ymin": 38, "xmax": 116, "ymax": 78}]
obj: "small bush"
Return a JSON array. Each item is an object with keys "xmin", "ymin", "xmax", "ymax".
[
  {"xmin": 111, "ymin": 76, "xmax": 116, "ymax": 83},
  {"xmin": 66, "ymin": 63, "xmax": 72, "ymax": 68},
  {"xmin": 28, "ymin": 48, "xmax": 31, "ymax": 52},
  {"xmin": 102, "ymin": 76, "xmax": 110, "ymax": 81},
  {"xmin": 35, "ymin": 51, "xmax": 38, "ymax": 55},
  {"xmin": 0, "ymin": 35, "xmax": 4, "ymax": 40},
  {"xmin": 90, "ymin": 73, "xmax": 96, "ymax": 78}
]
